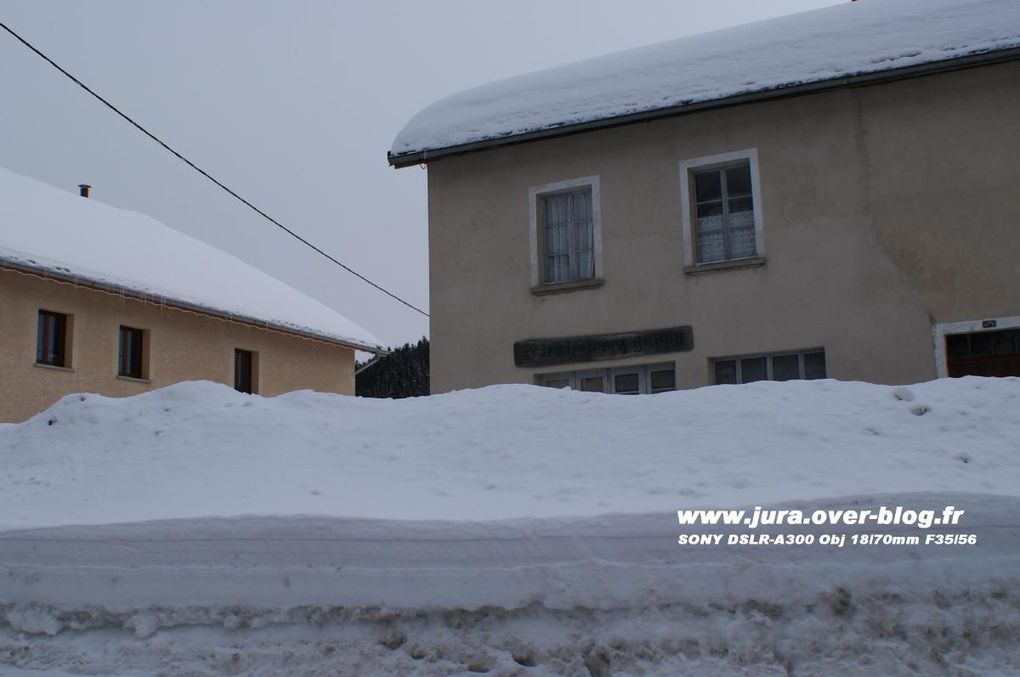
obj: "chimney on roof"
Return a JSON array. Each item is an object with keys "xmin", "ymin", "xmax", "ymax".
[{"xmin": 78, "ymin": 184, "xmax": 91, "ymax": 198}]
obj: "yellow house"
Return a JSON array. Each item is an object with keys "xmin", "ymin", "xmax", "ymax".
[{"xmin": 0, "ymin": 167, "xmax": 384, "ymax": 423}]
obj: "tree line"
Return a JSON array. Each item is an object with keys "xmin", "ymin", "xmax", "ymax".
[{"xmin": 355, "ymin": 337, "xmax": 429, "ymax": 398}]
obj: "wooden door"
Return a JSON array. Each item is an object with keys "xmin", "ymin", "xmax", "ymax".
[{"xmin": 945, "ymin": 328, "xmax": 1020, "ymax": 377}]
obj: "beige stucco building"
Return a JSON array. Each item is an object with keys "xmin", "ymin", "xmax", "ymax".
[
  {"xmin": 0, "ymin": 169, "xmax": 382, "ymax": 423},
  {"xmin": 391, "ymin": 0, "xmax": 1020, "ymax": 395}
]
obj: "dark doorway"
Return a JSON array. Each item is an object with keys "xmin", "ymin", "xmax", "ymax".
[
  {"xmin": 234, "ymin": 349, "xmax": 256, "ymax": 393},
  {"xmin": 118, "ymin": 326, "xmax": 145, "ymax": 379},
  {"xmin": 945, "ymin": 328, "xmax": 1020, "ymax": 377}
]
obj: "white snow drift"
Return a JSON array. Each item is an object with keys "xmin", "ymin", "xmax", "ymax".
[
  {"xmin": 391, "ymin": 0, "xmax": 1020, "ymax": 160},
  {"xmin": 0, "ymin": 378, "xmax": 1018, "ymax": 675},
  {"xmin": 0, "ymin": 377, "xmax": 1017, "ymax": 529}
]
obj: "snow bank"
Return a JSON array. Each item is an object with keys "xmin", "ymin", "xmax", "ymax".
[
  {"xmin": 0, "ymin": 377, "xmax": 1017, "ymax": 529},
  {"xmin": 0, "ymin": 166, "xmax": 381, "ymax": 351},
  {"xmin": 1, "ymin": 379, "xmax": 1018, "ymax": 674},
  {"xmin": 391, "ymin": 0, "xmax": 1020, "ymax": 160}
]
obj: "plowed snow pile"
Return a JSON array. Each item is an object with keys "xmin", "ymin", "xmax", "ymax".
[{"xmin": 0, "ymin": 378, "xmax": 1018, "ymax": 675}]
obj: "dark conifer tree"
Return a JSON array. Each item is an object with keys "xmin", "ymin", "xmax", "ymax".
[{"xmin": 355, "ymin": 337, "xmax": 429, "ymax": 398}]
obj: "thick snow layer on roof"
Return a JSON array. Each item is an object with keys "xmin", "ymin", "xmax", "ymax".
[
  {"xmin": 0, "ymin": 167, "xmax": 381, "ymax": 350},
  {"xmin": 392, "ymin": 0, "xmax": 1020, "ymax": 160}
]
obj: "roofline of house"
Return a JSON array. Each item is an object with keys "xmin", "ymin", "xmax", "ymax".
[
  {"xmin": 388, "ymin": 46, "xmax": 1020, "ymax": 168},
  {"xmin": 355, "ymin": 354, "xmax": 383, "ymax": 376},
  {"xmin": 0, "ymin": 258, "xmax": 389, "ymax": 355}
]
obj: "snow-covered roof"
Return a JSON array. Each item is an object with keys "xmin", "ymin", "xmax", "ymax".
[
  {"xmin": 390, "ymin": 0, "xmax": 1020, "ymax": 165},
  {"xmin": 0, "ymin": 167, "xmax": 383, "ymax": 352}
]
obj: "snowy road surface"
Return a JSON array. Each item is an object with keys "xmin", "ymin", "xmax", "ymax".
[{"xmin": 2, "ymin": 492, "xmax": 1017, "ymax": 675}]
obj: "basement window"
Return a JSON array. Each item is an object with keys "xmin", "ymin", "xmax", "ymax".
[
  {"xmin": 713, "ymin": 350, "xmax": 826, "ymax": 385},
  {"xmin": 537, "ymin": 362, "xmax": 676, "ymax": 395}
]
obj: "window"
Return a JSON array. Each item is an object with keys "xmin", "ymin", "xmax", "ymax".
[
  {"xmin": 529, "ymin": 176, "xmax": 602, "ymax": 290},
  {"xmin": 234, "ymin": 349, "xmax": 258, "ymax": 394},
  {"xmin": 36, "ymin": 310, "xmax": 69, "ymax": 367},
  {"xmin": 713, "ymin": 350, "xmax": 826, "ymax": 385},
  {"xmin": 614, "ymin": 372, "xmax": 640, "ymax": 395},
  {"xmin": 692, "ymin": 163, "xmax": 757, "ymax": 263},
  {"xmin": 680, "ymin": 150, "xmax": 764, "ymax": 269},
  {"xmin": 542, "ymin": 376, "xmax": 571, "ymax": 390},
  {"xmin": 649, "ymin": 367, "xmax": 676, "ymax": 393},
  {"xmin": 538, "ymin": 362, "xmax": 676, "ymax": 395},
  {"xmin": 578, "ymin": 372, "xmax": 606, "ymax": 392},
  {"xmin": 542, "ymin": 188, "xmax": 594, "ymax": 284},
  {"xmin": 118, "ymin": 326, "xmax": 146, "ymax": 379}
]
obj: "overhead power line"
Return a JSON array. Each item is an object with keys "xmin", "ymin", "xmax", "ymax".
[{"xmin": 0, "ymin": 20, "xmax": 429, "ymax": 318}]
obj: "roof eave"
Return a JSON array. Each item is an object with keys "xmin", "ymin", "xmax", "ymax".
[
  {"xmin": 389, "ymin": 46, "xmax": 1020, "ymax": 168},
  {"xmin": 0, "ymin": 258, "xmax": 388, "ymax": 355}
]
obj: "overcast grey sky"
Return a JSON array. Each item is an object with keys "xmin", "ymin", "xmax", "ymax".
[{"xmin": 0, "ymin": 0, "xmax": 841, "ymax": 347}]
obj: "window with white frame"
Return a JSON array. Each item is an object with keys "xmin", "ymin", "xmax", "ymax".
[
  {"xmin": 537, "ymin": 362, "xmax": 676, "ymax": 394},
  {"xmin": 680, "ymin": 150, "xmax": 764, "ymax": 267},
  {"xmin": 529, "ymin": 176, "xmax": 601, "ymax": 288},
  {"xmin": 713, "ymin": 349, "xmax": 826, "ymax": 385}
]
